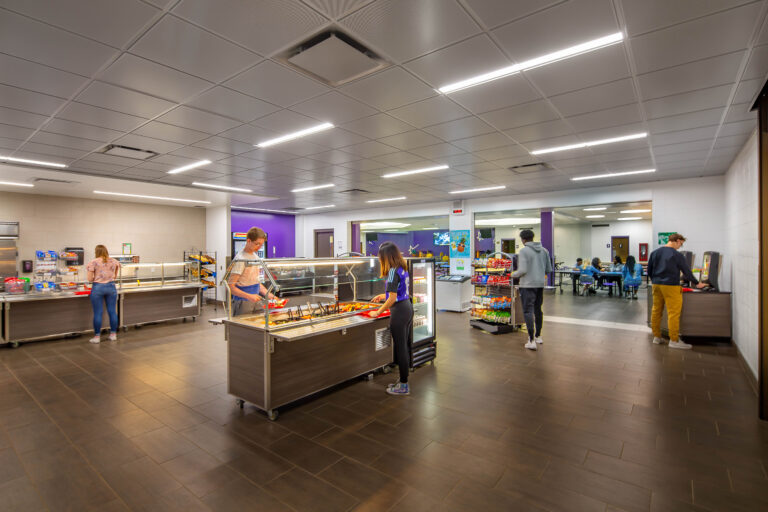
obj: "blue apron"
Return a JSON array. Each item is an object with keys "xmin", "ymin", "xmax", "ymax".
[{"xmin": 233, "ymin": 283, "xmax": 260, "ymax": 301}]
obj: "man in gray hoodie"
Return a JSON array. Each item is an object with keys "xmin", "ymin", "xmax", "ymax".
[{"xmin": 511, "ymin": 229, "xmax": 553, "ymax": 351}]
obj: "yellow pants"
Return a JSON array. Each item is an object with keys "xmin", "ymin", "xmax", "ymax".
[{"xmin": 651, "ymin": 284, "xmax": 683, "ymax": 341}]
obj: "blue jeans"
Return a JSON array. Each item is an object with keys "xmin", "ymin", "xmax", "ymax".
[{"xmin": 91, "ymin": 282, "xmax": 118, "ymax": 334}]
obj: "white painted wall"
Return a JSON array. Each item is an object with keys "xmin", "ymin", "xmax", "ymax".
[
  {"xmin": 554, "ymin": 220, "xmax": 652, "ymax": 266},
  {"xmin": 0, "ymin": 191, "xmax": 206, "ymax": 275},
  {"xmin": 724, "ymin": 130, "xmax": 759, "ymax": 378},
  {"xmin": 205, "ymin": 205, "xmax": 230, "ymax": 302},
  {"xmin": 554, "ymin": 224, "xmax": 588, "ymax": 265}
]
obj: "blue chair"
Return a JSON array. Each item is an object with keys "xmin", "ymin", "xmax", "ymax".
[{"xmin": 579, "ymin": 274, "xmax": 595, "ymax": 295}]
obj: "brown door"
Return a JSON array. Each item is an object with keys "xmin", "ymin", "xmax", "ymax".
[
  {"xmin": 612, "ymin": 236, "xmax": 629, "ymax": 262},
  {"xmin": 501, "ymin": 239, "xmax": 515, "ymax": 254},
  {"xmin": 314, "ymin": 230, "xmax": 334, "ymax": 257}
]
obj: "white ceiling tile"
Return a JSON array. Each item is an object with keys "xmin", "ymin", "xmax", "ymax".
[
  {"xmin": 290, "ymin": 91, "xmax": 377, "ymax": 125},
  {"xmin": 44, "ymin": 119, "xmax": 123, "ymax": 142},
  {"xmin": 488, "ymin": 155, "xmax": 541, "ymax": 169},
  {"xmin": 0, "ymin": 123, "xmax": 34, "ymax": 141},
  {"xmin": 0, "ymin": 9, "xmax": 116, "ymax": 76},
  {"xmin": 251, "ymin": 109, "xmax": 321, "ymax": 133},
  {"xmin": 193, "ymin": 136, "xmax": 254, "ymax": 154},
  {"xmin": 477, "ymin": 100, "xmax": 561, "ymax": 132},
  {"xmin": 283, "ymin": 158, "xmax": 329, "ymax": 171},
  {"xmin": 131, "ymin": 15, "xmax": 259, "ymax": 82},
  {"xmin": 85, "ymin": 152, "xmax": 153, "ymax": 168},
  {"xmin": 630, "ymin": 3, "xmax": 759, "ymax": 74},
  {"xmin": 648, "ymin": 107, "xmax": 724, "ymax": 134},
  {"xmin": 338, "ymin": 159, "xmax": 384, "ymax": 171},
  {"xmin": 621, "ymin": 0, "xmax": 755, "ymax": 36},
  {"xmin": 16, "ymin": 142, "xmax": 88, "ymax": 160},
  {"xmin": 422, "ymin": 116, "xmax": 496, "ymax": 141},
  {"xmin": 636, "ymin": 52, "xmax": 744, "ymax": 100},
  {"xmin": 219, "ymin": 124, "xmax": 277, "ymax": 145},
  {"xmin": 302, "ymin": 0, "xmax": 373, "ymax": 18},
  {"xmin": 0, "ymin": 84, "xmax": 66, "ymax": 116},
  {"xmin": 473, "ymin": 143, "xmax": 530, "ymax": 161},
  {"xmin": 73, "ymin": 159, "xmax": 131, "ymax": 173},
  {"xmin": 118, "ymin": 167, "xmax": 168, "ymax": 179},
  {"xmin": 718, "ymin": 120, "xmax": 756, "ymax": 137},
  {"xmin": 156, "ymin": 106, "xmax": 241, "ymax": 134},
  {"xmin": 449, "ymin": 74, "xmax": 541, "ymax": 114},
  {"xmin": 652, "ymin": 139, "xmax": 713, "ymax": 155},
  {"xmin": 405, "ymin": 34, "xmax": 510, "ymax": 88},
  {"xmin": 548, "ymin": 79, "xmax": 638, "ymax": 118},
  {"xmin": 371, "ymin": 151, "xmax": 424, "ymax": 166},
  {"xmin": 27, "ymin": 131, "xmax": 104, "ymax": 152},
  {"xmin": 238, "ymin": 147, "xmax": 297, "ymax": 163},
  {"xmin": 743, "ymin": 44, "xmax": 768, "ymax": 81},
  {"xmin": 452, "ymin": 132, "xmax": 514, "ymax": 152},
  {"xmin": 457, "ymin": 161, "xmax": 503, "ymax": 173},
  {"xmin": 173, "ymin": 0, "xmax": 327, "ymax": 56},
  {"xmin": 642, "ymin": 84, "xmax": 733, "ymax": 119},
  {"xmin": 566, "ymin": 104, "xmax": 642, "ymax": 132},
  {"xmin": 148, "ymin": 154, "xmax": 197, "ymax": 167},
  {"xmin": 523, "ymin": 135, "xmax": 585, "ymax": 154},
  {"xmin": 341, "ymin": 0, "xmax": 479, "ymax": 62},
  {"xmin": 0, "ymin": 53, "xmax": 86, "ymax": 98},
  {"xmin": 525, "ymin": 45, "xmax": 630, "ymax": 96},
  {"xmin": 377, "ymin": 130, "xmax": 443, "ymax": 150},
  {"xmin": 594, "ymin": 147, "xmax": 652, "ymax": 162},
  {"xmin": 225, "ymin": 60, "xmax": 328, "ymax": 108},
  {"xmin": 186, "ymin": 86, "xmax": 280, "ymax": 122},
  {"xmin": 492, "ymin": 0, "xmax": 619, "ymax": 62},
  {"xmin": 268, "ymin": 139, "xmax": 327, "ymax": 157},
  {"xmin": 0, "ymin": 136, "xmax": 22, "ymax": 151},
  {"xmin": 724, "ymin": 103, "xmax": 756, "ymax": 124},
  {"xmin": 301, "ymin": 127, "xmax": 369, "ymax": 149},
  {"xmin": 57, "ymin": 102, "xmax": 147, "ymax": 132},
  {"xmin": 654, "ymin": 150, "xmax": 709, "ymax": 165},
  {"xmin": 133, "ymin": 121, "xmax": 210, "ymax": 145},
  {"xmin": 462, "ymin": 0, "xmax": 562, "ymax": 29},
  {"xmin": 218, "ymin": 155, "xmax": 266, "ymax": 167},
  {"xmin": 389, "ymin": 96, "xmax": 470, "ymax": 128},
  {"xmin": 75, "ymin": 81, "xmax": 176, "ymax": 118},
  {"xmin": 733, "ymin": 78, "xmax": 762, "ymax": 104},
  {"xmin": 341, "ymin": 140, "xmax": 399, "ymax": 158},
  {"xmin": 169, "ymin": 146, "xmax": 231, "ymax": 162},
  {"xmin": 441, "ymin": 153, "xmax": 484, "ymax": 166},
  {"xmin": 0, "ymin": 106, "xmax": 48, "ymax": 129},
  {"xmin": 114, "ymin": 133, "xmax": 184, "ymax": 154},
  {"xmin": 505, "ymin": 119, "xmax": 574, "ymax": 144},
  {"xmin": 340, "ymin": 114, "xmax": 413, "ymax": 139},
  {"xmin": 650, "ymin": 125, "xmax": 719, "ymax": 146},
  {"xmin": 409, "ymin": 143, "xmax": 466, "ymax": 159},
  {"xmin": 100, "ymin": 54, "xmax": 212, "ymax": 103},
  {"xmin": 0, "ymin": 0, "xmax": 160, "ymax": 48},
  {"xmin": 340, "ymin": 67, "xmax": 435, "ymax": 110}
]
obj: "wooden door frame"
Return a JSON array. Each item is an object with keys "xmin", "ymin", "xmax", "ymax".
[
  {"xmin": 314, "ymin": 229, "xmax": 334, "ymax": 258},
  {"xmin": 611, "ymin": 236, "xmax": 630, "ymax": 262}
]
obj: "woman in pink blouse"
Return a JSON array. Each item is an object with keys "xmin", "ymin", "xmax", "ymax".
[{"xmin": 85, "ymin": 245, "xmax": 121, "ymax": 343}]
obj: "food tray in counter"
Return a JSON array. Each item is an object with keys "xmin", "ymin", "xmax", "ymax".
[{"xmin": 270, "ymin": 315, "xmax": 373, "ymax": 341}]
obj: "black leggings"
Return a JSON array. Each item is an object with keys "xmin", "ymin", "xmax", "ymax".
[{"xmin": 390, "ymin": 299, "xmax": 413, "ymax": 383}]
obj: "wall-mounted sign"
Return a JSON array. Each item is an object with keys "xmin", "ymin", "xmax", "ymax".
[
  {"xmin": 122, "ymin": 243, "xmax": 132, "ymax": 255},
  {"xmin": 657, "ymin": 232, "xmax": 676, "ymax": 245},
  {"xmin": 449, "ymin": 230, "xmax": 470, "ymax": 258}
]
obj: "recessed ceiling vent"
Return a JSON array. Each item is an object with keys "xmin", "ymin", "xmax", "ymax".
[
  {"xmin": 33, "ymin": 178, "xmax": 79, "ymax": 186},
  {"xmin": 279, "ymin": 30, "xmax": 389, "ymax": 86},
  {"xmin": 508, "ymin": 162, "xmax": 551, "ymax": 174},
  {"xmin": 339, "ymin": 188, "xmax": 370, "ymax": 194},
  {"xmin": 100, "ymin": 144, "xmax": 158, "ymax": 160}
]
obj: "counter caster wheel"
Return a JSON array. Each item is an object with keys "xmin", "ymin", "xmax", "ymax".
[
  {"xmin": 382, "ymin": 366, "xmax": 392, "ymax": 374},
  {"xmin": 365, "ymin": 373, "xmax": 374, "ymax": 381},
  {"xmin": 267, "ymin": 410, "xmax": 279, "ymax": 421},
  {"xmin": 236, "ymin": 399, "xmax": 245, "ymax": 409},
  {"xmin": 11, "ymin": 342, "xmax": 19, "ymax": 349}
]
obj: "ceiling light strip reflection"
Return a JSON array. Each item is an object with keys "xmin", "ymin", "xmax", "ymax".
[
  {"xmin": 531, "ymin": 132, "xmax": 647, "ymax": 155},
  {"xmin": 232, "ymin": 207, "xmax": 296, "ymax": 214},
  {"xmin": 0, "ymin": 180, "xmax": 34, "ymax": 187},
  {"xmin": 366, "ymin": 196, "xmax": 406, "ymax": 203},
  {"xmin": 167, "ymin": 160, "xmax": 211, "ymax": 174},
  {"xmin": 449, "ymin": 185, "xmax": 506, "ymax": 194},
  {"xmin": 94, "ymin": 191, "xmax": 211, "ymax": 204},
  {"xmin": 192, "ymin": 182, "xmax": 252, "ymax": 193},
  {"xmin": 0, "ymin": 155, "xmax": 67, "ymax": 168},
  {"xmin": 571, "ymin": 168, "xmax": 656, "ymax": 181},
  {"xmin": 291, "ymin": 183, "xmax": 335, "ymax": 193},
  {"xmin": 382, "ymin": 165, "xmax": 448, "ymax": 178},
  {"xmin": 256, "ymin": 122, "xmax": 334, "ymax": 148},
  {"xmin": 304, "ymin": 204, "xmax": 335, "ymax": 210}
]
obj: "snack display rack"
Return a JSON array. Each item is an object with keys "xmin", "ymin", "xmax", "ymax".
[
  {"xmin": 184, "ymin": 251, "xmax": 217, "ymax": 307},
  {"xmin": 470, "ymin": 251, "xmax": 522, "ymax": 334}
]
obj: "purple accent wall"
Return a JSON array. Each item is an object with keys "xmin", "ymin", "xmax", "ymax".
[
  {"xmin": 351, "ymin": 223, "xmax": 361, "ymax": 254},
  {"xmin": 363, "ymin": 229, "xmax": 494, "ymax": 257},
  {"xmin": 540, "ymin": 211, "xmax": 554, "ymax": 285},
  {"xmin": 230, "ymin": 210, "xmax": 295, "ymax": 258}
]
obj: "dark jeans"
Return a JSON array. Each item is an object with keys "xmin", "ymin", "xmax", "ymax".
[
  {"xmin": 91, "ymin": 282, "xmax": 118, "ymax": 334},
  {"xmin": 519, "ymin": 288, "xmax": 544, "ymax": 341},
  {"xmin": 390, "ymin": 299, "xmax": 413, "ymax": 383}
]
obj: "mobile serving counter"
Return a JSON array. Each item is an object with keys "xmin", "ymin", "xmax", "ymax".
[{"xmin": 223, "ymin": 257, "xmax": 395, "ymax": 421}]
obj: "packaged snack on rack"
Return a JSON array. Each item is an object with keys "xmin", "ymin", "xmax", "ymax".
[{"xmin": 4, "ymin": 277, "xmax": 26, "ymax": 294}]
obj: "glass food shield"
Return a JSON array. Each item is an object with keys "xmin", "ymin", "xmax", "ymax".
[
  {"xmin": 117, "ymin": 261, "xmax": 199, "ymax": 289},
  {"xmin": 222, "ymin": 257, "xmax": 384, "ymax": 331}
]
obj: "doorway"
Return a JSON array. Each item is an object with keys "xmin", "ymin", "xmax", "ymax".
[
  {"xmin": 314, "ymin": 229, "xmax": 334, "ymax": 257},
  {"xmin": 612, "ymin": 236, "xmax": 629, "ymax": 263},
  {"xmin": 501, "ymin": 238, "xmax": 515, "ymax": 254}
]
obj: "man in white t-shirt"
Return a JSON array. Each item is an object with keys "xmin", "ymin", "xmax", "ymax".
[{"xmin": 228, "ymin": 227, "xmax": 280, "ymax": 316}]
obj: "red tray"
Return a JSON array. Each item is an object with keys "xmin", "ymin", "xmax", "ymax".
[{"xmin": 358, "ymin": 309, "xmax": 390, "ymax": 318}]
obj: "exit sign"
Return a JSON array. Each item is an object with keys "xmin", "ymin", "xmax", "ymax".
[{"xmin": 452, "ymin": 208, "xmax": 464, "ymax": 214}]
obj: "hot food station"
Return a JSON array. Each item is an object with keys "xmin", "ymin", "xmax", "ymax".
[{"xmin": 222, "ymin": 256, "xmax": 436, "ymax": 420}]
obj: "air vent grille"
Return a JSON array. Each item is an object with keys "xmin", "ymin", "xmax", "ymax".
[
  {"xmin": 101, "ymin": 144, "xmax": 158, "ymax": 160},
  {"xmin": 508, "ymin": 163, "xmax": 551, "ymax": 174},
  {"xmin": 339, "ymin": 188, "xmax": 370, "ymax": 194},
  {"xmin": 33, "ymin": 178, "xmax": 78, "ymax": 185}
]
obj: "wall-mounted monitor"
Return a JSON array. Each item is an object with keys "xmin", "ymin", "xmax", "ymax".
[{"xmin": 433, "ymin": 232, "xmax": 450, "ymax": 245}]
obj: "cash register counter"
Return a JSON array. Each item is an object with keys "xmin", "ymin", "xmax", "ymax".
[
  {"xmin": 1, "ymin": 283, "xmax": 202, "ymax": 346},
  {"xmin": 646, "ymin": 285, "xmax": 732, "ymax": 339}
]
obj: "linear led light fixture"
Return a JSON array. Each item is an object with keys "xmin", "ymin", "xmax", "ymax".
[
  {"xmin": 0, "ymin": 180, "xmax": 34, "ymax": 187},
  {"xmin": 450, "ymin": 185, "xmax": 506, "ymax": 194},
  {"xmin": 618, "ymin": 217, "xmax": 642, "ymax": 221},
  {"xmin": 94, "ymin": 190, "xmax": 211, "ymax": 204},
  {"xmin": 304, "ymin": 204, "xmax": 335, "ymax": 210},
  {"xmin": 232, "ymin": 206, "xmax": 296, "ymax": 214},
  {"xmin": 291, "ymin": 183, "xmax": 335, "ymax": 193},
  {"xmin": 531, "ymin": 132, "xmax": 647, "ymax": 156},
  {"xmin": 571, "ymin": 168, "xmax": 656, "ymax": 181},
  {"xmin": 438, "ymin": 32, "xmax": 624, "ymax": 94},
  {"xmin": 167, "ymin": 159, "xmax": 211, "ymax": 175},
  {"xmin": 620, "ymin": 209, "xmax": 651, "ymax": 213},
  {"xmin": 256, "ymin": 122, "xmax": 334, "ymax": 148},
  {"xmin": 366, "ymin": 196, "xmax": 406, "ymax": 203},
  {"xmin": 192, "ymin": 182, "xmax": 253, "ymax": 193},
  {"xmin": 583, "ymin": 207, "xmax": 606, "ymax": 211},
  {"xmin": 585, "ymin": 215, "xmax": 605, "ymax": 219},
  {"xmin": 382, "ymin": 165, "xmax": 448, "ymax": 178},
  {"xmin": 0, "ymin": 155, "xmax": 67, "ymax": 168}
]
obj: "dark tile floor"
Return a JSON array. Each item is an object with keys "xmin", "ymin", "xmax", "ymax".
[{"xmin": 0, "ymin": 302, "xmax": 765, "ymax": 512}]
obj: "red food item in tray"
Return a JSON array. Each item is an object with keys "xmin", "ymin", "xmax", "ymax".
[{"xmin": 358, "ymin": 309, "xmax": 390, "ymax": 318}]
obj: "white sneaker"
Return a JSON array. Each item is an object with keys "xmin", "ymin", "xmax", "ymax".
[
  {"xmin": 534, "ymin": 336, "xmax": 543, "ymax": 344},
  {"xmin": 652, "ymin": 337, "xmax": 666, "ymax": 345},
  {"xmin": 525, "ymin": 341, "xmax": 537, "ymax": 351},
  {"xmin": 108, "ymin": 333, "xmax": 117, "ymax": 342},
  {"xmin": 669, "ymin": 341, "xmax": 692, "ymax": 350},
  {"xmin": 88, "ymin": 336, "xmax": 101, "ymax": 344}
]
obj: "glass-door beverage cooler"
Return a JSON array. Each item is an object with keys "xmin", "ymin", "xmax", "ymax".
[{"xmin": 407, "ymin": 258, "xmax": 436, "ymax": 367}]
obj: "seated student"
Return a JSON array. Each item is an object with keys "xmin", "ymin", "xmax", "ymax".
[
  {"xmin": 622, "ymin": 255, "xmax": 643, "ymax": 299},
  {"xmin": 611, "ymin": 255, "xmax": 624, "ymax": 272},
  {"xmin": 579, "ymin": 258, "xmax": 601, "ymax": 294},
  {"xmin": 571, "ymin": 257, "xmax": 585, "ymax": 294}
]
